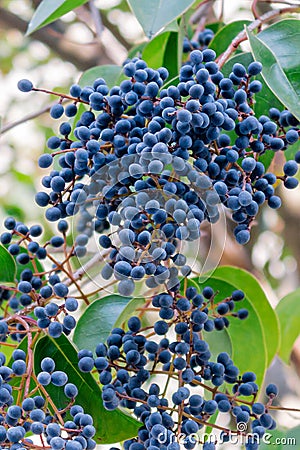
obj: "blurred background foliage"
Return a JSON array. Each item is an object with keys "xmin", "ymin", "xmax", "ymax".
[{"xmin": 0, "ymin": 0, "xmax": 300, "ymax": 435}]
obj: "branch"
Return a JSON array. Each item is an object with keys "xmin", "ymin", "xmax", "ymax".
[
  {"xmin": 89, "ymin": 0, "xmax": 104, "ymax": 37},
  {"xmin": 79, "ymin": 4, "xmax": 132, "ymax": 51},
  {"xmin": 0, "ymin": 6, "xmax": 115, "ymax": 71},
  {"xmin": 189, "ymin": 0, "xmax": 218, "ymax": 25},
  {"xmin": 64, "ymin": 250, "xmax": 110, "ymax": 286},
  {"xmin": 101, "ymin": 12, "xmax": 132, "ymax": 50},
  {"xmin": 0, "ymin": 102, "xmax": 55, "ymax": 136},
  {"xmin": 217, "ymin": 5, "xmax": 300, "ymax": 68}
]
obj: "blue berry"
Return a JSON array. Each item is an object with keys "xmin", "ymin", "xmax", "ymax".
[
  {"xmin": 50, "ymin": 103, "xmax": 64, "ymax": 119},
  {"xmin": 17, "ymin": 79, "xmax": 33, "ymax": 92},
  {"xmin": 78, "ymin": 356, "xmax": 94, "ymax": 373},
  {"xmin": 51, "ymin": 370, "xmax": 68, "ymax": 386}
]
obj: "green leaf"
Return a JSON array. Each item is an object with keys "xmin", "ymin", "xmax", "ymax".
[
  {"xmin": 14, "ymin": 247, "xmax": 44, "ymax": 282},
  {"xmin": 247, "ymin": 21, "xmax": 300, "ymax": 121},
  {"xmin": 128, "ymin": 42, "xmax": 148, "ymax": 60},
  {"xmin": 0, "ymin": 245, "xmax": 16, "ymax": 285},
  {"xmin": 276, "ymin": 288, "xmax": 300, "ymax": 364},
  {"xmin": 187, "ymin": 279, "xmax": 232, "ymax": 358},
  {"xmin": 27, "ymin": 0, "xmax": 90, "ymax": 35},
  {"xmin": 162, "ymin": 19, "xmax": 179, "ymax": 33},
  {"xmin": 143, "ymin": 32, "xmax": 171, "ymax": 68},
  {"xmin": 2, "ymin": 204, "xmax": 25, "ymax": 223},
  {"xmin": 164, "ymin": 33, "xmax": 181, "ymax": 80},
  {"xmin": 142, "ymin": 31, "xmax": 181, "ymax": 80},
  {"xmin": 34, "ymin": 334, "xmax": 140, "ymax": 443},
  {"xmin": 191, "ymin": 266, "xmax": 280, "ymax": 387},
  {"xmin": 114, "ymin": 297, "xmax": 146, "ymax": 329},
  {"xmin": 284, "ymin": 139, "xmax": 300, "ymax": 162},
  {"xmin": 206, "ymin": 21, "xmax": 225, "ymax": 34},
  {"xmin": 222, "ymin": 52, "xmax": 252, "ymax": 76},
  {"xmin": 161, "ymin": 75, "xmax": 180, "ymax": 90},
  {"xmin": 0, "ymin": 337, "xmax": 18, "ymax": 364},
  {"xmin": 204, "ymin": 328, "xmax": 232, "ymax": 360},
  {"xmin": 222, "ymin": 51, "xmax": 283, "ymax": 118},
  {"xmin": 11, "ymin": 169, "xmax": 35, "ymax": 187},
  {"xmin": 209, "ymin": 266, "xmax": 280, "ymax": 366},
  {"xmin": 209, "ymin": 20, "xmax": 251, "ymax": 56},
  {"xmin": 79, "ymin": 65, "xmax": 124, "ymax": 89},
  {"xmin": 127, "ymin": 0, "xmax": 196, "ymax": 39},
  {"xmin": 73, "ymin": 294, "xmax": 133, "ymax": 351}
]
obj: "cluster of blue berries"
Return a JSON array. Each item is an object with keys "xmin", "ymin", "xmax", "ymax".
[
  {"xmin": 3, "ymin": 43, "xmax": 297, "ymax": 450},
  {"xmin": 77, "ymin": 285, "xmax": 277, "ymax": 450},
  {"xmin": 19, "ymin": 52, "xmax": 300, "ymax": 252},
  {"xmin": 0, "ymin": 350, "xmax": 96, "ymax": 449},
  {"xmin": 183, "ymin": 28, "xmax": 215, "ymax": 54},
  {"xmin": 17, "ymin": 50, "xmax": 300, "ymax": 296},
  {"xmin": 0, "ymin": 216, "xmax": 80, "ymax": 340}
]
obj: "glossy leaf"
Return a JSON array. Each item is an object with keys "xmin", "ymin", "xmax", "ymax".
[
  {"xmin": 114, "ymin": 297, "xmax": 146, "ymax": 329},
  {"xmin": 162, "ymin": 19, "xmax": 179, "ymax": 33},
  {"xmin": 0, "ymin": 337, "xmax": 18, "ymax": 364},
  {"xmin": 204, "ymin": 278, "xmax": 266, "ymax": 387},
  {"xmin": 284, "ymin": 138, "xmax": 300, "ymax": 161},
  {"xmin": 14, "ymin": 247, "xmax": 44, "ymax": 282},
  {"xmin": 190, "ymin": 266, "xmax": 280, "ymax": 387},
  {"xmin": 73, "ymin": 294, "xmax": 132, "ymax": 351},
  {"xmin": 34, "ymin": 334, "xmax": 140, "ymax": 443},
  {"xmin": 79, "ymin": 65, "xmax": 124, "ymax": 89},
  {"xmin": 258, "ymin": 19, "xmax": 300, "ymax": 97},
  {"xmin": 247, "ymin": 21, "xmax": 300, "ymax": 121},
  {"xmin": 143, "ymin": 32, "xmax": 171, "ymax": 69},
  {"xmin": 0, "ymin": 245, "xmax": 16, "ymax": 285},
  {"xmin": 204, "ymin": 328, "xmax": 232, "ymax": 360},
  {"xmin": 128, "ymin": 42, "xmax": 148, "ymax": 60},
  {"xmin": 206, "ymin": 266, "xmax": 280, "ymax": 366},
  {"xmin": 209, "ymin": 20, "xmax": 251, "ymax": 56},
  {"xmin": 205, "ymin": 22, "xmax": 225, "ymax": 34},
  {"xmin": 187, "ymin": 279, "xmax": 232, "ymax": 358},
  {"xmin": 276, "ymin": 288, "xmax": 300, "ymax": 364},
  {"xmin": 143, "ymin": 31, "xmax": 181, "ymax": 80},
  {"xmin": 164, "ymin": 32, "xmax": 181, "ymax": 80},
  {"xmin": 161, "ymin": 75, "xmax": 180, "ymax": 90},
  {"xmin": 27, "ymin": 0, "xmax": 89, "ymax": 35},
  {"xmin": 127, "ymin": 0, "xmax": 196, "ymax": 39}
]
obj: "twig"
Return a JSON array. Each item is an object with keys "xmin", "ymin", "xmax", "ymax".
[
  {"xmin": 219, "ymin": 0, "xmax": 225, "ymax": 22},
  {"xmin": 252, "ymin": 0, "xmax": 261, "ymax": 19},
  {"xmin": 189, "ymin": 0, "xmax": 217, "ymax": 25},
  {"xmin": 32, "ymin": 87, "xmax": 90, "ymax": 105},
  {"xmin": 0, "ymin": 102, "xmax": 55, "ymax": 136},
  {"xmin": 65, "ymin": 250, "xmax": 110, "ymax": 285},
  {"xmin": 31, "ymin": 373, "xmax": 65, "ymax": 426},
  {"xmin": 217, "ymin": 5, "xmax": 300, "ymax": 69},
  {"xmin": 89, "ymin": 0, "xmax": 104, "ymax": 37}
]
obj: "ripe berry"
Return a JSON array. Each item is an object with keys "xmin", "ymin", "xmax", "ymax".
[{"xmin": 18, "ymin": 79, "xmax": 33, "ymax": 92}]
